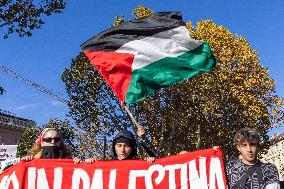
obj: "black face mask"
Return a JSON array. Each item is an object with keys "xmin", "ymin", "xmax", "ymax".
[{"xmin": 42, "ymin": 146, "xmax": 61, "ymax": 159}]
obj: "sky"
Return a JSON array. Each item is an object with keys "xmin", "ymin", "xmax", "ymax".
[{"xmin": 0, "ymin": 0, "xmax": 283, "ymax": 135}]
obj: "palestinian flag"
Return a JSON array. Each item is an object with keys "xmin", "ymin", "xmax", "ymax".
[{"xmin": 81, "ymin": 12, "xmax": 217, "ymax": 104}]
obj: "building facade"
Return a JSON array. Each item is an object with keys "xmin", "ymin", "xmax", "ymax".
[
  {"xmin": 0, "ymin": 113, "xmax": 36, "ymax": 145},
  {"xmin": 261, "ymin": 132, "xmax": 284, "ymax": 181}
]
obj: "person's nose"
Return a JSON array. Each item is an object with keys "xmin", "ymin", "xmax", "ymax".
[
  {"xmin": 122, "ymin": 146, "xmax": 126, "ymax": 152},
  {"xmin": 50, "ymin": 139, "xmax": 56, "ymax": 144},
  {"xmin": 247, "ymin": 145, "xmax": 252, "ymax": 152}
]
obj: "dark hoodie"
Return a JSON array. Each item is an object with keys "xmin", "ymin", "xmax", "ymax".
[{"xmin": 112, "ymin": 130, "xmax": 137, "ymax": 160}]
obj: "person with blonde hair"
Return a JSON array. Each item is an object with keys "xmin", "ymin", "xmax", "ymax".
[{"xmin": 21, "ymin": 128, "xmax": 71, "ymax": 161}]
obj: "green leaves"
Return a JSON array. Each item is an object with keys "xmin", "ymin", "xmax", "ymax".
[
  {"xmin": 0, "ymin": 0, "xmax": 65, "ymax": 39},
  {"xmin": 62, "ymin": 53, "xmax": 134, "ymax": 158},
  {"xmin": 17, "ymin": 128, "xmax": 40, "ymax": 157}
]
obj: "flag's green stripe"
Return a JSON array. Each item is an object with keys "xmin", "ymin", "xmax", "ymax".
[{"xmin": 125, "ymin": 42, "xmax": 217, "ymax": 103}]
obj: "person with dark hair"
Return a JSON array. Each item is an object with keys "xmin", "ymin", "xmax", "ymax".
[
  {"xmin": 85, "ymin": 129, "xmax": 155, "ymax": 163},
  {"xmin": 226, "ymin": 127, "xmax": 280, "ymax": 189},
  {"xmin": 112, "ymin": 130, "xmax": 137, "ymax": 160},
  {"xmin": 21, "ymin": 128, "xmax": 71, "ymax": 161}
]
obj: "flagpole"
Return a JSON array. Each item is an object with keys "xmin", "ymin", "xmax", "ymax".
[{"xmin": 123, "ymin": 103, "xmax": 142, "ymax": 130}]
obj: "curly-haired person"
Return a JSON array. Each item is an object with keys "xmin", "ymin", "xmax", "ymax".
[{"xmin": 226, "ymin": 128, "xmax": 280, "ymax": 189}]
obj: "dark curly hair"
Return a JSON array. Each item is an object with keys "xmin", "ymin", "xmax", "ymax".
[{"xmin": 234, "ymin": 127, "xmax": 260, "ymax": 145}]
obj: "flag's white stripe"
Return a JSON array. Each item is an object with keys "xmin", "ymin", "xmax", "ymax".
[{"xmin": 115, "ymin": 26, "xmax": 203, "ymax": 71}]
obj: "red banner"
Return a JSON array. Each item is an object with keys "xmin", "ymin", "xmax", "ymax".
[{"xmin": 0, "ymin": 148, "xmax": 228, "ymax": 189}]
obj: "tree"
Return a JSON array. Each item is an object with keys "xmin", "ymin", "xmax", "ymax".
[
  {"xmin": 17, "ymin": 127, "xmax": 39, "ymax": 158},
  {"xmin": 17, "ymin": 118, "xmax": 78, "ymax": 157},
  {"xmin": 62, "ymin": 53, "xmax": 137, "ymax": 159},
  {"xmin": 61, "ymin": 6, "xmax": 283, "ymax": 161},
  {"xmin": 0, "ymin": 0, "xmax": 66, "ymax": 95},
  {"xmin": 0, "ymin": 0, "xmax": 65, "ymax": 39}
]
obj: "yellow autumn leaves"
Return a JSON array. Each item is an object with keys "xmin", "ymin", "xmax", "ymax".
[
  {"xmin": 61, "ymin": 5, "xmax": 283, "ymax": 160},
  {"xmin": 131, "ymin": 6, "xmax": 283, "ymax": 158}
]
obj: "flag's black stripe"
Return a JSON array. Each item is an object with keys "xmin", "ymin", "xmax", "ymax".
[{"xmin": 81, "ymin": 12, "xmax": 185, "ymax": 52}]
